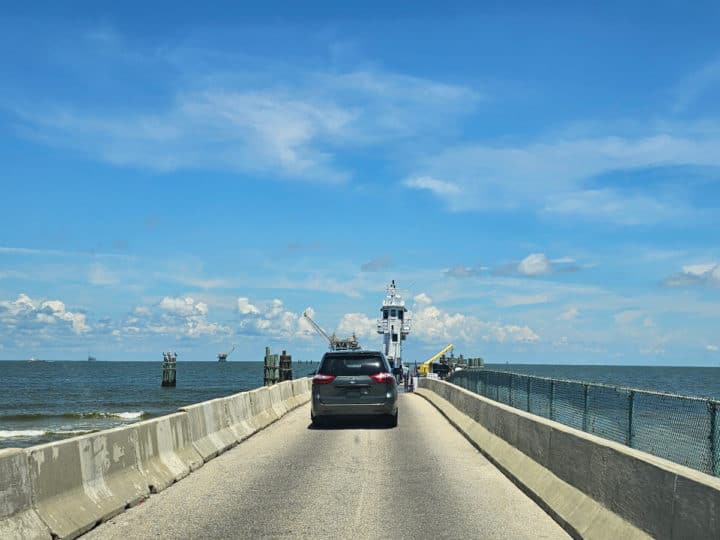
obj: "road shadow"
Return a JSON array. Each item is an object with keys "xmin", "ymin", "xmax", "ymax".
[{"xmin": 307, "ymin": 416, "xmax": 396, "ymax": 430}]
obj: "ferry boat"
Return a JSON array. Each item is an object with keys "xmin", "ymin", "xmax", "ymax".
[{"xmin": 377, "ymin": 280, "xmax": 411, "ymax": 378}]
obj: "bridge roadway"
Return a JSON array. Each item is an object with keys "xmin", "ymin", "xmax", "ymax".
[{"xmin": 84, "ymin": 393, "xmax": 569, "ymax": 539}]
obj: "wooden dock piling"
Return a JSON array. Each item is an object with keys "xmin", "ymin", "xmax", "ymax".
[
  {"xmin": 263, "ymin": 346, "xmax": 279, "ymax": 386},
  {"xmin": 161, "ymin": 351, "xmax": 177, "ymax": 387},
  {"xmin": 279, "ymin": 350, "xmax": 293, "ymax": 382}
]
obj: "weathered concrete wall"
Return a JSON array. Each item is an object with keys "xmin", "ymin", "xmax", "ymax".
[
  {"xmin": 0, "ymin": 378, "xmax": 312, "ymax": 539},
  {"xmin": 0, "ymin": 449, "xmax": 50, "ymax": 540},
  {"xmin": 418, "ymin": 378, "xmax": 720, "ymax": 540}
]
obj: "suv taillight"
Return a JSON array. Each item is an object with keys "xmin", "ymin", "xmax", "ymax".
[
  {"xmin": 312, "ymin": 373, "xmax": 336, "ymax": 385},
  {"xmin": 370, "ymin": 372, "xmax": 395, "ymax": 384}
]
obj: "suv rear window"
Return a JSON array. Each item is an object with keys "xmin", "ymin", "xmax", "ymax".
[{"xmin": 319, "ymin": 352, "xmax": 387, "ymax": 376}]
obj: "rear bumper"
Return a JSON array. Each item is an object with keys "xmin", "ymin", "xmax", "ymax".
[{"xmin": 311, "ymin": 397, "xmax": 397, "ymax": 417}]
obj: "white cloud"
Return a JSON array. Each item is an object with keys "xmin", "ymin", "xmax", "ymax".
[
  {"xmin": 496, "ymin": 294, "xmax": 550, "ymax": 307},
  {"xmin": 0, "ymin": 293, "xmax": 90, "ymax": 335},
  {"xmin": 403, "ymin": 176, "xmax": 461, "ymax": 196},
  {"xmin": 405, "ymin": 132, "xmax": 720, "ymax": 223},
  {"xmin": 664, "ymin": 263, "xmax": 720, "ymax": 287},
  {"xmin": 410, "ymin": 294, "xmax": 539, "ymax": 344},
  {"xmin": 13, "ymin": 66, "xmax": 477, "ymax": 183},
  {"xmin": 706, "ymin": 344, "xmax": 719, "ymax": 352},
  {"xmin": 559, "ymin": 307, "xmax": 579, "ymax": 320},
  {"xmin": 518, "ymin": 253, "xmax": 551, "ymax": 276},
  {"xmin": 337, "ymin": 313, "xmax": 377, "ymax": 340},
  {"xmin": 237, "ymin": 296, "xmax": 260, "ymax": 315},
  {"xmin": 159, "ymin": 296, "xmax": 208, "ymax": 316}
]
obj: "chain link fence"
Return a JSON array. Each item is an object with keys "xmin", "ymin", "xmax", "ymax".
[{"xmin": 448, "ymin": 368, "xmax": 720, "ymax": 477}]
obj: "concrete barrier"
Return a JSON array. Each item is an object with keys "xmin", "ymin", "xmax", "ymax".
[
  {"xmin": 178, "ymin": 398, "xmax": 238, "ymax": 462},
  {"xmin": 27, "ymin": 426, "xmax": 149, "ymax": 539},
  {"xmin": 267, "ymin": 384, "xmax": 289, "ymax": 418},
  {"xmin": 417, "ymin": 378, "xmax": 720, "ymax": 540},
  {"xmin": 291, "ymin": 378, "xmax": 311, "ymax": 408},
  {"xmin": 0, "ymin": 378, "xmax": 313, "ymax": 538},
  {"xmin": 224, "ymin": 392, "xmax": 260, "ymax": 442},
  {"xmin": 0, "ymin": 449, "xmax": 50, "ymax": 540},
  {"xmin": 248, "ymin": 387, "xmax": 279, "ymax": 429},
  {"xmin": 133, "ymin": 412, "xmax": 203, "ymax": 494}
]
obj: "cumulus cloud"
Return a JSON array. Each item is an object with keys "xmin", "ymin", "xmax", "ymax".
[
  {"xmin": 664, "ymin": 263, "xmax": 720, "ymax": 287},
  {"xmin": 236, "ymin": 296, "xmax": 313, "ymax": 340},
  {"xmin": 237, "ymin": 297, "xmax": 260, "ymax": 315},
  {"xmin": 559, "ymin": 307, "xmax": 579, "ymax": 320},
  {"xmin": 124, "ymin": 296, "xmax": 226, "ymax": 338},
  {"xmin": 0, "ymin": 293, "xmax": 90, "ymax": 336},
  {"xmin": 337, "ymin": 313, "xmax": 377, "ymax": 340},
  {"xmin": 518, "ymin": 253, "xmax": 551, "ymax": 276},
  {"xmin": 707, "ymin": 345, "xmax": 719, "ymax": 352},
  {"xmin": 410, "ymin": 293, "xmax": 539, "ymax": 344}
]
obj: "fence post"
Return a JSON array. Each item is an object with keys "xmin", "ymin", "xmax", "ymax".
[
  {"xmin": 549, "ymin": 380, "xmax": 555, "ymax": 421},
  {"xmin": 526, "ymin": 376, "xmax": 531, "ymax": 412},
  {"xmin": 710, "ymin": 401, "xmax": 719, "ymax": 476},
  {"xmin": 582, "ymin": 384, "xmax": 589, "ymax": 432},
  {"xmin": 509, "ymin": 374, "xmax": 513, "ymax": 406},
  {"xmin": 627, "ymin": 391, "xmax": 635, "ymax": 447}
]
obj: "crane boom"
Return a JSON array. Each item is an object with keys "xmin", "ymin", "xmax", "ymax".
[
  {"xmin": 303, "ymin": 311, "xmax": 361, "ymax": 351},
  {"xmin": 418, "ymin": 344, "xmax": 454, "ymax": 376},
  {"xmin": 303, "ymin": 311, "xmax": 332, "ymax": 342}
]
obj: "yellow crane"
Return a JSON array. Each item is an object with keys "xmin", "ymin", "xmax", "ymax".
[{"xmin": 417, "ymin": 344, "xmax": 454, "ymax": 376}]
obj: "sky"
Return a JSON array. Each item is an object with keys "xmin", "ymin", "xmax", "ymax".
[{"xmin": 1, "ymin": 1, "xmax": 720, "ymax": 364}]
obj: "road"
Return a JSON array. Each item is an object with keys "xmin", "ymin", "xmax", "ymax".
[{"xmin": 85, "ymin": 393, "xmax": 569, "ymax": 539}]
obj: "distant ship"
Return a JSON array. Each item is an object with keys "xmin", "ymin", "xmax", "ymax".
[
  {"xmin": 28, "ymin": 356, "xmax": 46, "ymax": 363},
  {"xmin": 88, "ymin": 355, "xmax": 97, "ymax": 362}
]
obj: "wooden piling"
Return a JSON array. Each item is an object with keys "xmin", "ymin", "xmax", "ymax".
[
  {"xmin": 161, "ymin": 352, "xmax": 177, "ymax": 387},
  {"xmin": 279, "ymin": 350, "xmax": 293, "ymax": 382},
  {"xmin": 263, "ymin": 346, "xmax": 279, "ymax": 386}
]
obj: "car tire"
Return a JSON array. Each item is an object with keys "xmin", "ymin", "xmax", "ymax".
[
  {"xmin": 311, "ymin": 414, "xmax": 326, "ymax": 427},
  {"xmin": 386, "ymin": 411, "xmax": 398, "ymax": 428}
]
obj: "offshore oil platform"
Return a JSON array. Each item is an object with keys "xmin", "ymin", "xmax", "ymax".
[{"xmin": 217, "ymin": 345, "xmax": 236, "ymax": 362}]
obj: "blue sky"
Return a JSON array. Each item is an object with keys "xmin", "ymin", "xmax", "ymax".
[{"xmin": 2, "ymin": 2, "xmax": 720, "ymax": 364}]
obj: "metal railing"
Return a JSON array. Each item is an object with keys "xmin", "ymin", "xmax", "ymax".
[{"xmin": 448, "ymin": 369, "xmax": 720, "ymax": 477}]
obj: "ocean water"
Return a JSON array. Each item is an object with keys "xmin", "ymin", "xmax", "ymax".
[
  {"xmin": 484, "ymin": 364, "xmax": 720, "ymax": 399},
  {"xmin": 3, "ymin": 361, "xmax": 719, "ymax": 450},
  {"xmin": 0, "ymin": 360, "xmax": 317, "ymax": 449}
]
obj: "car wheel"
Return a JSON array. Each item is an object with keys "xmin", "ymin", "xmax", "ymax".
[
  {"xmin": 311, "ymin": 414, "xmax": 326, "ymax": 427},
  {"xmin": 386, "ymin": 411, "xmax": 398, "ymax": 428}
]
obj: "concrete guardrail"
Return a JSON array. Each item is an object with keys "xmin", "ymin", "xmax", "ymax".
[
  {"xmin": 0, "ymin": 378, "xmax": 312, "ymax": 540},
  {"xmin": 417, "ymin": 378, "xmax": 720, "ymax": 540}
]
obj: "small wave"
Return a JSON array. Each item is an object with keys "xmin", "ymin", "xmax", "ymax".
[
  {"xmin": 0, "ymin": 430, "xmax": 46, "ymax": 438},
  {"xmin": 1, "ymin": 411, "xmax": 149, "ymax": 421},
  {"xmin": 115, "ymin": 411, "xmax": 145, "ymax": 420},
  {"xmin": 0, "ymin": 428, "xmax": 97, "ymax": 439}
]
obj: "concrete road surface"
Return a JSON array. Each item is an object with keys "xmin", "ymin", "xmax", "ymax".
[{"xmin": 85, "ymin": 393, "xmax": 569, "ymax": 539}]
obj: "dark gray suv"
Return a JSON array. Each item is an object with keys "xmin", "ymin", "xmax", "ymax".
[{"xmin": 311, "ymin": 350, "xmax": 398, "ymax": 427}]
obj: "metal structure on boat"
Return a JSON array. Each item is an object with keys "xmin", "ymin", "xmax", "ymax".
[
  {"xmin": 376, "ymin": 280, "xmax": 411, "ymax": 372},
  {"xmin": 302, "ymin": 311, "xmax": 361, "ymax": 351}
]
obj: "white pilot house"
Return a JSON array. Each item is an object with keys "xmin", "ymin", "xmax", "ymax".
[{"xmin": 377, "ymin": 280, "xmax": 411, "ymax": 375}]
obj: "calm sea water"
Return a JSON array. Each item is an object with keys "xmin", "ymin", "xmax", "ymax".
[
  {"xmin": 0, "ymin": 360, "xmax": 317, "ymax": 449},
  {"xmin": 484, "ymin": 364, "xmax": 720, "ymax": 399},
  {"xmin": 2, "ymin": 361, "xmax": 719, "ymax": 449}
]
